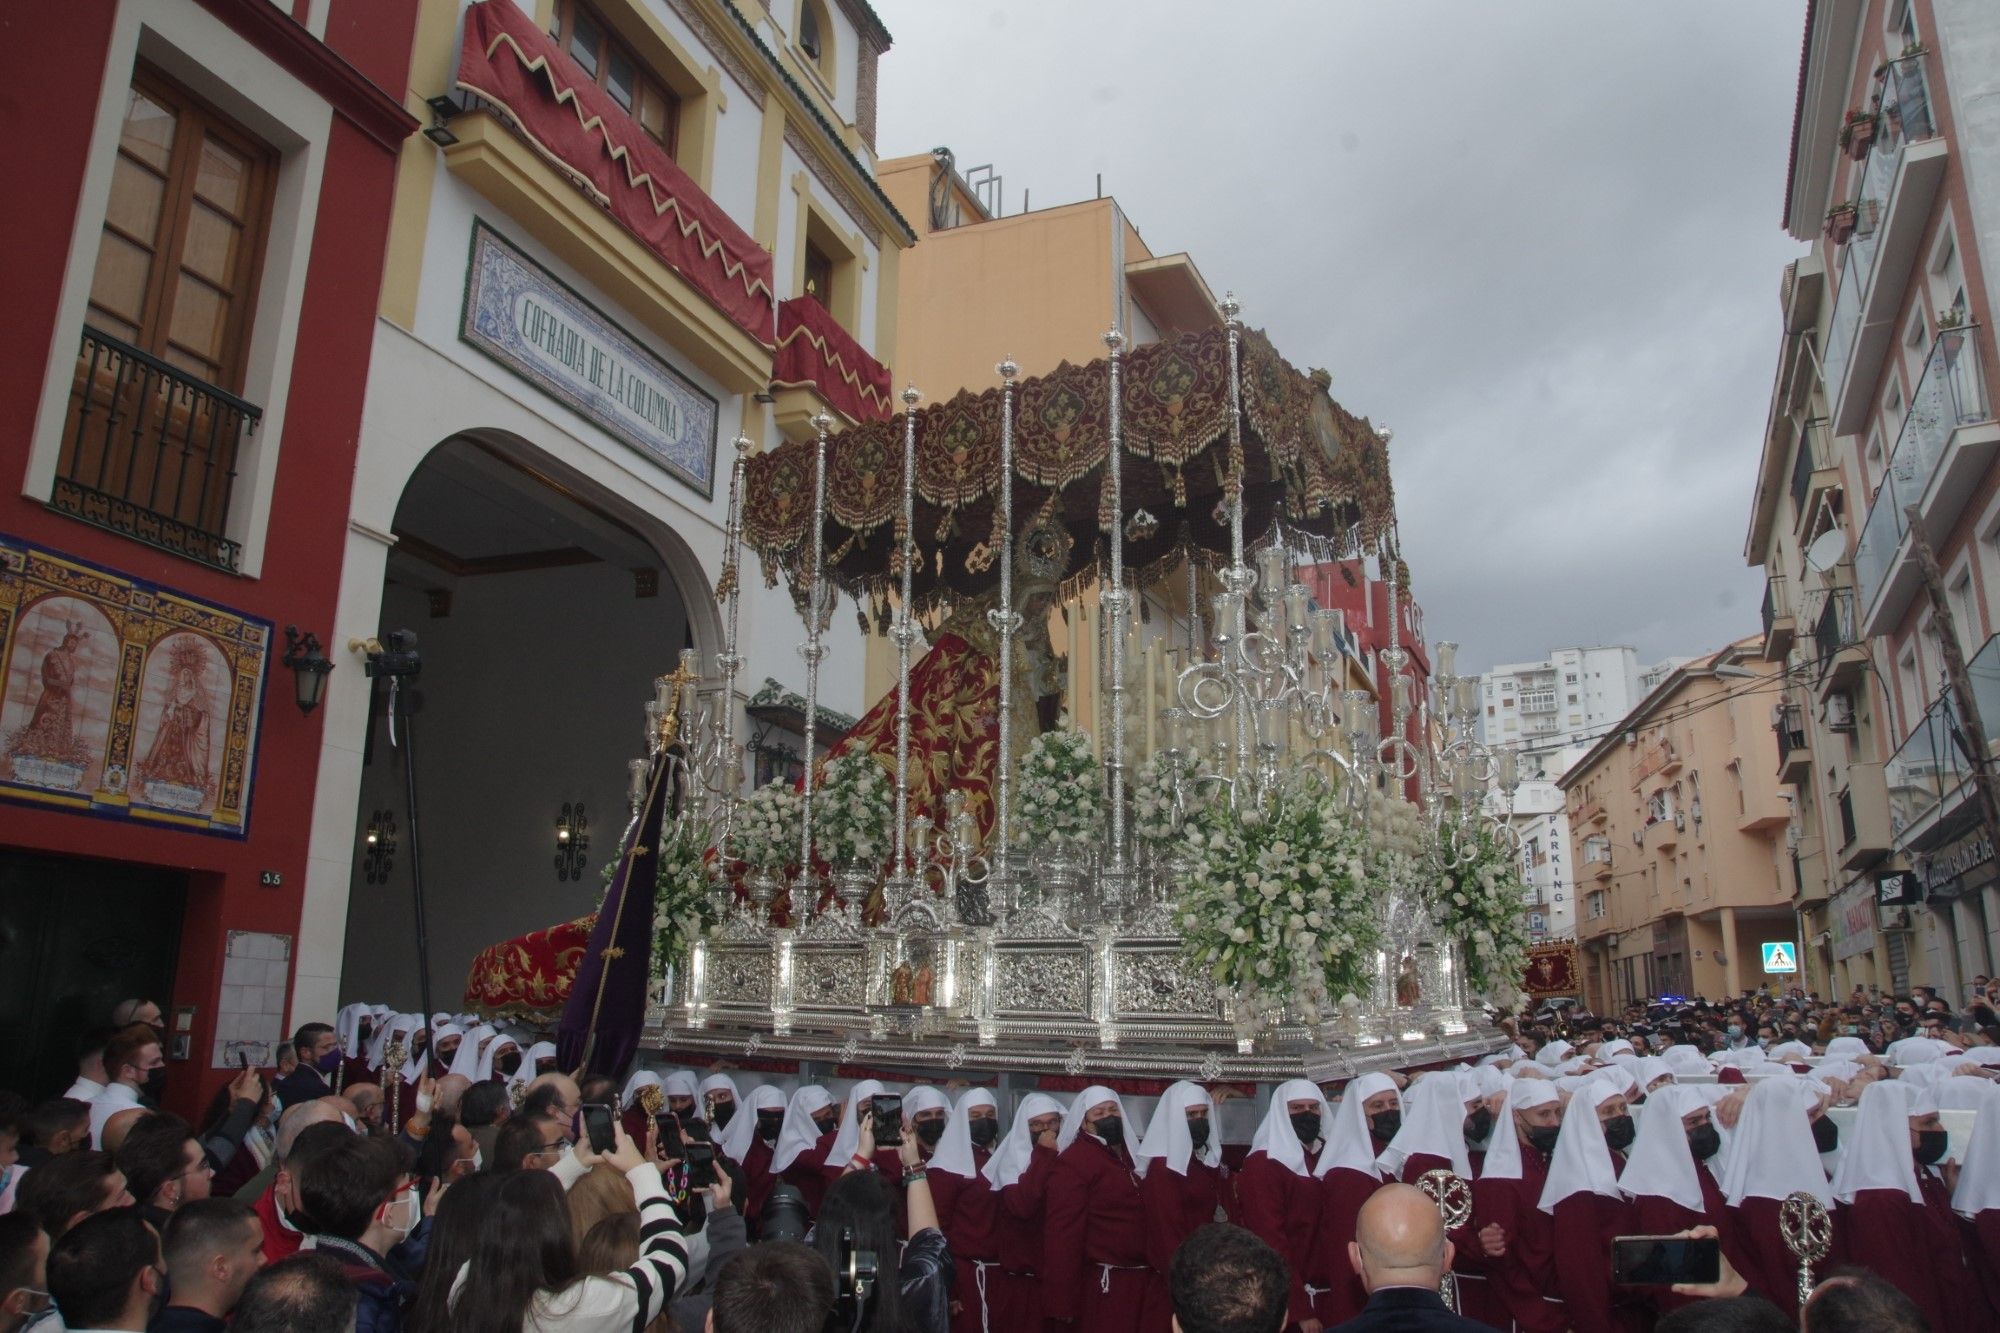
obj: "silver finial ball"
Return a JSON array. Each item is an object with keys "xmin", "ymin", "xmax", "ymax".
[
  {"xmin": 901, "ymin": 384, "xmax": 922, "ymax": 408},
  {"xmin": 997, "ymin": 358, "xmax": 1019, "ymax": 381},
  {"xmin": 810, "ymin": 411, "xmax": 833, "ymax": 434},
  {"xmin": 1102, "ymin": 328, "xmax": 1125, "ymax": 352},
  {"xmin": 1220, "ymin": 291, "xmax": 1241, "ymax": 321},
  {"xmin": 1377, "ymin": 427, "xmax": 1394, "ymax": 445},
  {"xmin": 733, "ymin": 434, "xmax": 754, "ymax": 456}
]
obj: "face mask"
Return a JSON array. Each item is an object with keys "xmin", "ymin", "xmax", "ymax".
[
  {"xmin": 1463, "ymin": 1108, "xmax": 1494, "ymax": 1144},
  {"xmin": 141, "ymin": 1067, "xmax": 168, "ymax": 1101},
  {"xmin": 497, "ymin": 1053, "xmax": 521, "ymax": 1077},
  {"xmin": 1726, "ymin": 1025, "xmax": 1743, "ymax": 1039},
  {"xmin": 811, "ymin": 1113, "xmax": 838, "ymax": 1137},
  {"xmin": 1601, "ymin": 1114, "xmax": 1636, "ymax": 1153},
  {"xmin": 469, "ymin": 1148, "xmax": 484, "ymax": 1172},
  {"xmin": 757, "ymin": 1112, "xmax": 785, "ymax": 1142},
  {"xmin": 1187, "ymin": 1118, "xmax": 1211, "ymax": 1152},
  {"xmin": 1526, "ymin": 1124, "xmax": 1562, "ymax": 1157},
  {"xmin": 969, "ymin": 1118, "xmax": 999, "ymax": 1148},
  {"xmin": 1811, "ymin": 1116, "xmax": 1840, "ymax": 1154},
  {"xmin": 1686, "ymin": 1124, "xmax": 1722, "ymax": 1162},
  {"xmin": 710, "ymin": 1101, "xmax": 735, "ymax": 1130},
  {"xmin": 1914, "ymin": 1129, "xmax": 1949, "ymax": 1166},
  {"xmin": 1290, "ymin": 1111, "xmax": 1322, "ymax": 1145},
  {"xmin": 1091, "ymin": 1115, "xmax": 1124, "ymax": 1147},
  {"xmin": 1368, "ymin": 1110, "xmax": 1402, "ymax": 1143},
  {"xmin": 387, "ymin": 1188, "xmax": 420, "ymax": 1239},
  {"xmin": 914, "ymin": 1118, "xmax": 946, "ymax": 1147},
  {"xmin": 317, "ymin": 1049, "xmax": 343, "ymax": 1074}
]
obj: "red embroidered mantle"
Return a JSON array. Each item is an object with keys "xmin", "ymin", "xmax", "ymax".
[
  {"xmin": 456, "ymin": 0, "xmax": 775, "ymax": 345},
  {"xmin": 464, "ymin": 911, "xmax": 595, "ymax": 1020}
]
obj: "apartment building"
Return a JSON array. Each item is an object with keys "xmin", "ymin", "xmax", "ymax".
[
  {"xmin": 1747, "ymin": 0, "xmax": 2000, "ymax": 999},
  {"xmin": 1481, "ymin": 646, "xmax": 1644, "ymax": 774},
  {"xmin": 1561, "ymin": 641, "xmax": 1798, "ymax": 1012}
]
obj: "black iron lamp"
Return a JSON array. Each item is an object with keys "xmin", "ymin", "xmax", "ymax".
[
  {"xmin": 363, "ymin": 810, "xmax": 398, "ymax": 885},
  {"xmin": 555, "ymin": 802, "xmax": 590, "ymax": 881},
  {"xmin": 281, "ymin": 626, "xmax": 334, "ymax": 715}
]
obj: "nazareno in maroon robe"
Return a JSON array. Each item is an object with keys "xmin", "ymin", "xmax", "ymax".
[
  {"xmin": 1041, "ymin": 1133, "xmax": 1148, "ymax": 1332},
  {"xmin": 996, "ymin": 1142, "xmax": 1060, "ymax": 1330},
  {"xmin": 930, "ymin": 1144, "xmax": 999, "ymax": 1333},
  {"xmin": 1137, "ymin": 1157, "xmax": 1225, "ymax": 1333},
  {"xmin": 1471, "ymin": 1146, "xmax": 1565, "ymax": 1333},
  {"xmin": 1236, "ymin": 1146, "xmax": 1322, "ymax": 1331}
]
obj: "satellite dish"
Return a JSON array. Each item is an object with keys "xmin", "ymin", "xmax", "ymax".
[{"xmin": 1803, "ymin": 528, "xmax": 1845, "ymax": 575}]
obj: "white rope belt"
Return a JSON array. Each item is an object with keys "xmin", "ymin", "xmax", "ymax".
[{"xmin": 1097, "ymin": 1262, "xmax": 1147, "ymax": 1292}]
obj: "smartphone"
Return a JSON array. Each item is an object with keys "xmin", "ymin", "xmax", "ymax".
[
  {"xmin": 870, "ymin": 1094, "xmax": 904, "ymax": 1148},
  {"xmin": 656, "ymin": 1112, "xmax": 684, "ymax": 1158},
  {"xmin": 582, "ymin": 1103, "xmax": 617, "ymax": 1154},
  {"xmin": 239, "ymin": 1050, "xmax": 251, "ymax": 1070},
  {"xmin": 684, "ymin": 1141, "xmax": 717, "ymax": 1189},
  {"xmin": 1610, "ymin": 1236, "xmax": 1721, "ymax": 1286}
]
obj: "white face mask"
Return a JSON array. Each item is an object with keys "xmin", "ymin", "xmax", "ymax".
[
  {"xmin": 469, "ymin": 1148, "xmax": 483, "ymax": 1172},
  {"xmin": 385, "ymin": 1188, "xmax": 420, "ymax": 1239}
]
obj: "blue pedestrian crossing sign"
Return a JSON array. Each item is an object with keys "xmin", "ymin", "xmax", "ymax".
[{"xmin": 1761, "ymin": 941, "xmax": 1798, "ymax": 974}]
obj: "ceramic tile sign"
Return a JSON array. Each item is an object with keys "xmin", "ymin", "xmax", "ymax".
[
  {"xmin": 0, "ymin": 534, "xmax": 270, "ymax": 834},
  {"xmin": 215, "ymin": 930, "xmax": 292, "ymax": 1068}
]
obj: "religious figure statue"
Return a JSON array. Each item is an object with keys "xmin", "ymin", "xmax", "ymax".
[
  {"xmin": 1395, "ymin": 954, "xmax": 1422, "ymax": 1008},
  {"xmin": 6, "ymin": 620, "xmax": 92, "ymax": 769},
  {"xmin": 913, "ymin": 962, "xmax": 935, "ymax": 1007},
  {"xmin": 891, "ymin": 960, "xmax": 915, "ymax": 1006},
  {"xmin": 138, "ymin": 639, "xmax": 215, "ymax": 797},
  {"xmin": 820, "ymin": 518, "xmax": 1072, "ymax": 848}
]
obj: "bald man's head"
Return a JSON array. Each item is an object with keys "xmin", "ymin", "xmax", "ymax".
[
  {"xmin": 274, "ymin": 1099, "xmax": 347, "ymax": 1161},
  {"xmin": 101, "ymin": 1107, "xmax": 152, "ymax": 1155},
  {"xmin": 1347, "ymin": 1183, "xmax": 1451, "ymax": 1294}
]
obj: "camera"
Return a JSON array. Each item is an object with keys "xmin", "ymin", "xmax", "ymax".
[
  {"xmin": 870, "ymin": 1094, "xmax": 903, "ymax": 1148},
  {"xmin": 833, "ymin": 1225, "xmax": 879, "ymax": 1329},
  {"xmin": 759, "ymin": 1182, "xmax": 810, "ymax": 1242},
  {"xmin": 365, "ymin": 628, "xmax": 422, "ymax": 679}
]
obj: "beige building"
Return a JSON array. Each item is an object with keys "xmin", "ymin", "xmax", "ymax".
[{"xmin": 1561, "ymin": 639, "xmax": 1800, "ymax": 1011}]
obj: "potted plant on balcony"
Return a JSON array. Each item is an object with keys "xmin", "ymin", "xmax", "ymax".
[
  {"xmin": 1840, "ymin": 110, "xmax": 1877, "ymax": 160},
  {"xmin": 1824, "ymin": 201, "xmax": 1860, "ymax": 245},
  {"xmin": 1938, "ymin": 307, "xmax": 1965, "ymax": 332}
]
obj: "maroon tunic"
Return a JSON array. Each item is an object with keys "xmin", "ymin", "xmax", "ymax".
[
  {"xmin": 1551, "ymin": 1188, "xmax": 1645, "ymax": 1332},
  {"xmin": 932, "ymin": 1146, "xmax": 1001, "ymax": 1333},
  {"xmin": 781, "ymin": 1128, "xmax": 835, "ymax": 1217},
  {"xmin": 1316, "ymin": 1163, "xmax": 1386, "ymax": 1324},
  {"xmin": 1137, "ymin": 1159, "xmax": 1224, "ymax": 1333},
  {"xmin": 1042, "ymin": 1133, "xmax": 1148, "ymax": 1331},
  {"xmin": 1471, "ymin": 1150, "xmax": 1564, "ymax": 1333},
  {"xmin": 1969, "ymin": 1208, "xmax": 2000, "ymax": 1322},
  {"xmin": 1632, "ymin": 1162, "xmax": 1757, "ymax": 1318},
  {"xmin": 1399, "ymin": 1150, "xmax": 1501, "ymax": 1329},
  {"xmin": 1236, "ymin": 1148, "xmax": 1322, "ymax": 1329},
  {"xmin": 997, "ymin": 1143, "xmax": 1059, "ymax": 1329},
  {"xmin": 740, "ymin": 1134, "xmax": 777, "ymax": 1230},
  {"xmin": 1839, "ymin": 1174, "xmax": 1994, "ymax": 1333},
  {"xmin": 1727, "ymin": 1194, "xmax": 1842, "ymax": 1324}
]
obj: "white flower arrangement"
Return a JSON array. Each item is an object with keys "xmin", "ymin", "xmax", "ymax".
[
  {"xmin": 733, "ymin": 782, "xmax": 802, "ymax": 871},
  {"xmin": 1175, "ymin": 771, "xmax": 1381, "ymax": 1034},
  {"xmin": 813, "ymin": 753, "xmax": 893, "ymax": 866},
  {"xmin": 1438, "ymin": 822, "xmax": 1534, "ymax": 1008},
  {"xmin": 1015, "ymin": 727, "xmax": 1103, "ymax": 848},
  {"xmin": 1132, "ymin": 748, "xmax": 1213, "ymax": 851},
  {"xmin": 650, "ymin": 816, "xmax": 720, "ymax": 981}
]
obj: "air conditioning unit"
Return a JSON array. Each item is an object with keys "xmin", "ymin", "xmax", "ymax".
[
  {"xmin": 1632, "ymin": 830, "xmax": 1644, "ymax": 846},
  {"xmin": 1674, "ymin": 811, "xmax": 1687, "ymax": 831},
  {"xmin": 1824, "ymin": 692, "xmax": 1856, "ymax": 733}
]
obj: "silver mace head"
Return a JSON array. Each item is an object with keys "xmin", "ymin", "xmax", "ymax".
[
  {"xmin": 733, "ymin": 433, "xmax": 754, "ymax": 456},
  {"xmin": 901, "ymin": 383, "xmax": 922, "ymax": 408},
  {"xmin": 810, "ymin": 411, "xmax": 833, "ymax": 437},
  {"xmin": 1220, "ymin": 291, "xmax": 1241, "ymax": 324},
  {"xmin": 1102, "ymin": 328, "xmax": 1125, "ymax": 353},
  {"xmin": 997, "ymin": 357, "xmax": 1019, "ymax": 381}
]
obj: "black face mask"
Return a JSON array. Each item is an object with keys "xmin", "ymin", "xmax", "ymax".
[
  {"xmin": 915, "ymin": 1118, "xmax": 946, "ymax": 1147},
  {"xmin": 1092, "ymin": 1116, "xmax": 1124, "ymax": 1147},
  {"xmin": 1811, "ymin": 1116, "xmax": 1840, "ymax": 1154},
  {"xmin": 710, "ymin": 1101, "xmax": 736, "ymax": 1130},
  {"xmin": 1369, "ymin": 1111, "xmax": 1402, "ymax": 1143},
  {"xmin": 1914, "ymin": 1128, "xmax": 1950, "ymax": 1166},
  {"xmin": 756, "ymin": 1112, "xmax": 784, "ymax": 1142},
  {"xmin": 497, "ymin": 1052, "xmax": 521, "ymax": 1077},
  {"xmin": 1290, "ymin": 1111, "xmax": 1322, "ymax": 1145},
  {"xmin": 1686, "ymin": 1124, "xmax": 1722, "ymax": 1162},
  {"xmin": 811, "ymin": 1113, "xmax": 838, "ymax": 1137},
  {"xmin": 141, "ymin": 1067, "xmax": 168, "ymax": 1103},
  {"xmin": 1188, "ymin": 1118, "xmax": 1211, "ymax": 1152},
  {"xmin": 1526, "ymin": 1124, "xmax": 1562, "ymax": 1158},
  {"xmin": 969, "ymin": 1118, "xmax": 999, "ymax": 1149},
  {"xmin": 1602, "ymin": 1114, "xmax": 1637, "ymax": 1154},
  {"xmin": 1463, "ymin": 1108, "xmax": 1494, "ymax": 1144}
]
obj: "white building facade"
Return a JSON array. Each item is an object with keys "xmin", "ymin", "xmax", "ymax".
[{"xmin": 1480, "ymin": 646, "xmax": 1645, "ymax": 776}]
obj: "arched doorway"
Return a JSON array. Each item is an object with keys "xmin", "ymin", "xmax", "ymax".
[{"xmin": 334, "ymin": 431, "xmax": 711, "ymax": 1013}]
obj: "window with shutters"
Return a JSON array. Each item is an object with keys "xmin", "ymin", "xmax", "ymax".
[{"xmin": 551, "ymin": 0, "xmax": 681, "ymax": 156}]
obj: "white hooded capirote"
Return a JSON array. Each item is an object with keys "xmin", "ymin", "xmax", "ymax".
[
  {"xmin": 511, "ymin": 1041, "xmax": 557, "ymax": 1097},
  {"xmin": 1482, "ymin": 1080, "xmax": 1561, "ymax": 1183},
  {"xmin": 1315, "ymin": 1072, "xmax": 1400, "ymax": 1180},
  {"xmin": 1248, "ymin": 1079, "xmax": 1335, "ymax": 1178},
  {"xmin": 1616, "ymin": 1084, "xmax": 1711, "ymax": 1215},
  {"xmin": 1056, "ymin": 1084, "xmax": 1134, "ymax": 1152},
  {"xmin": 334, "ymin": 1004, "xmax": 374, "ymax": 1060},
  {"xmin": 446, "ymin": 1024, "xmax": 494, "ymax": 1081},
  {"xmin": 902, "ymin": 1084, "xmax": 952, "ymax": 1152},
  {"xmin": 769, "ymin": 1085, "xmax": 835, "ymax": 1175},
  {"xmin": 1536, "ymin": 1040, "xmax": 1574, "ymax": 1068},
  {"xmin": 985, "ymin": 1092, "xmax": 1067, "ymax": 1190},
  {"xmin": 620, "ymin": 1070, "xmax": 663, "ymax": 1111},
  {"xmin": 1131, "ymin": 1080, "xmax": 1220, "ymax": 1178},
  {"xmin": 1375, "ymin": 1072, "xmax": 1472, "ymax": 1181},
  {"xmin": 426, "ymin": 1022, "xmax": 465, "ymax": 1078},
  {"xmin": 1939, "ymin": 1076, "xmax": 1998, "ymax": 1112},
  {"xmin": 1822, "ymin": 1036, "xmax": 1870, "ymax": 1059},
  {"xmin": 930, "ymin": 1088, "xmax": 998, "ymax": 1182},
  {"xmin": 1662, "ymin": 1046, "xmax": 1712, "ymax": 1077},
  {"xmin": 1537, "ymin": 1080, "xmax": 1625, "ymax": 1214},
  {"xmin": 1630, "ymin": 1056, "xmax": 1676, "ymax": 1094},
  {"xmin": 366, "ymin": 1014, "xmax": 422, "ymax": 1078},
  {"xmin": 825, "ymin": 1080, "xmax": 890, "ymax": 1168},
  {"xmin": 1716, "ymin": 1075, "xmax": 1832, "ymax": 1207},
  {"xmin": 472, "ymin": 1035, "xmax": 520, "ymax": 1083},
  {"xmin": 1952, "ymin": 1080, "xmax": 2000, "ymax": 1217},
  {"xmin": 662, "ymin": 1070, "xmax": 701, "ymax": 1106},
  {"xmin": 699, "ymin": 1072, "xmax": 752, "ymax": 1161},
  {"xmin": 1829, "ymin": 1078, "xmax": 1935, "ymax": 1205}
]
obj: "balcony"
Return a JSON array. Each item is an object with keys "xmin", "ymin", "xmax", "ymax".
[
  {"xmin": 1814, "ymin": 587, "xmax": 1868, "ymax": 699},
  {"xmin": 1825, "ymin": 54, "xmax": 1949, "ymax": 435},
  {"xmin": 51, "ymin": 326, "xmax": 261, "ymax": 572},
  {"xmin": 770, "ymin": 296, "xmax": 894, "ymax": 440},
  {"xmin": 1855, "ymin": 326, "xmax": 2000, "ymax": 636},
  {"xmin": 1576, "ymin": 796, "xmax": 1607, "ymax": 827},
  {"xmin": 1776, "ymin": 706, "xmax": 1812, "ymax": 784},
  {"xmin": 1762, "ymin": 575, "xmax": 1796, "ymax": 661},
  {"xmin": 1886, "ymin": 634, "xmax": 2000, "ymax": 843},
  {"xmin": 1633, "ymin": 737, "xmax": 1680, "ymax": 787},
  {"xmin": 1788, "ymin": 417, "xmax": 1841, "ymax": 540},
  {"xmin": 1647, "ymin": 814, "xmax": 1681, "ymax": 852},
  {"xmin": 1837, "ymin": 760, "xmax": 1893, "ymax": 871}
]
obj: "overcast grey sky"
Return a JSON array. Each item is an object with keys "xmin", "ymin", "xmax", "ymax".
[{"xmin": 872, "ymin": 0, "xmax": 1810, "ymax": 674}]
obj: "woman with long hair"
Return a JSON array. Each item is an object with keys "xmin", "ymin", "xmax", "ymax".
[
  {"xmin": 815, "ymin": 1109, "xmax": 950, "ymax": 1333},
  {"xmin": 435, "ymin": 1121, "xmax": 689, "ymax": 1332},
  {"xmin": 406, "ymin": 1172, "xmax": 505, "ymax": 1333},
  {"xmin": 577, "ymin": 1165, "xmax": 745, "ymax": 1333}
]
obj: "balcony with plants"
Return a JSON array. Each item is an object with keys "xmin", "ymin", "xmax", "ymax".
[{"xmin": 1854, "ymin": 324, "xmax": 1997, "ymax": 636}]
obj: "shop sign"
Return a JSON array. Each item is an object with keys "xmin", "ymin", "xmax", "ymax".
[
  {"xmin": 1828, "ymin": 880, "xmax": 1879, "ymax": 962},
  {"xmin": 1915, "ymin": 828, "xmax": 1994, "ymax": 904},
  {"xmin": 0, "ymin": 535, "xmax": 269, "ymax": 835},
  {"xmin": 461, "ymin": 222, "xmax": 718, "ymax": 497}
]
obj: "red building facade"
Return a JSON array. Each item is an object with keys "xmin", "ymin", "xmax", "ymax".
[{"xmin": 0, "ymin": 0, "xmax": 416, "ymax": 1112}]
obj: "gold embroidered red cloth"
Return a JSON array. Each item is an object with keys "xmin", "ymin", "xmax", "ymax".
[
  {"xmin": 456, "ymin": 0, "xmax": 774, "ymax": 344},
  {"xmin": 1524, "ymin": 941, "xmax": 1580, "ymax": 998},
  {"xmin": 463, "ymin": 911, "xmax": 596, "ymax": 1020},
  {"xmin": 774, "ymin": 296, "xmax": 893, "ymax": 424}
]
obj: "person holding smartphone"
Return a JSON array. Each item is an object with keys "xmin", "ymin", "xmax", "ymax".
[{"xmin": 824, "ymin": 1102, "xmax": 951, "ymax": 1332}]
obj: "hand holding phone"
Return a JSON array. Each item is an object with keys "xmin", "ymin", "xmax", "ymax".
[
  {"xmin": 1611, "ymin": 1235, "xmax": 1721, "ymax": 1286},
  {"xmin": 582, "ymin": 1103, "xmax": 617, "ymax": 1155}
]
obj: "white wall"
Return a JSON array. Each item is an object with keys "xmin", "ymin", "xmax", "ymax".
[{"xmin": 1934, "ymin": 1, "xmax": 2000, "ymax": 341}]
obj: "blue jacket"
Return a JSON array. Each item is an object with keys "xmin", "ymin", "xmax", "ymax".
[{"xmin": 307, "ymin": 1228, "xmax": 428, "ymax": 1333}]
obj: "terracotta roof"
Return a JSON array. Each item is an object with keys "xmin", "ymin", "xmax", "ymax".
[{"xmin": 1780, "ymin": 0, "xmax": 1816, "ymax": 227}]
